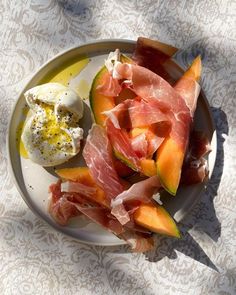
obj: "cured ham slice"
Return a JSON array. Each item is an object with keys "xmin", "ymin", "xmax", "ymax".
[
  {"xmin": 97, "ymin": 71, "xmax": 122, "ymax": 97},
  {"xmin": 103, "ymin": 98, "xmax": 168, "ymax": 129},
  {"xmin": 106, "ymin": 119, "xmax": 141, "ymax": 170},
  {"xmin": 130, "ymin": 133, "xmax": 148, "ymax": 158},
  {"xmin": 49, "ymin": 182, "xmax": 80, "ymax": 225},
  {"xmin": 111, "ymin": 63, "xmax": 192, "ymax": 151},
  {"xmin": 49, "ymin": 181, "xmax": 154, "ymax": 252},
  {"xmin": 61, "ymin": 180, "xmax": 110, "ymax": 208},
  {"xmin": 48, "ymin": 181, "xmax": 96, "ymax": 225},
  {"xmin": 132, "ymin": 37, "xmax": 178, "ymax": 83},
  {"xmin": 61, "ymin": 181, "xmax": 97, "ymax": 196},
  {"xmin": 111, "ymin": 176, "xmax": 161, "ymax": 225},
  {"xmin": 181, "ymin": 130, "xmax": 211, "ymax": 185},
  {"xmin": 187, "ymin": 130, "xmax": 211, "ymax": 159},
  {"xmin": 74, "ymin": 205, "xmax": 154, "ymax": 251},
  {"xmin": 174, "ymin": 56, "xmax": 201, "ymax": 116},
  {"xmin": 111, "ymin": 176, "xmax": 161, "ymax": 208},
  {"xmin": 73, "ymin": 205, "xmax": 124, "ymax": 235},
  {"xmin": 83, "ymin": 124, "xmax": 124, "ymax": 200}
]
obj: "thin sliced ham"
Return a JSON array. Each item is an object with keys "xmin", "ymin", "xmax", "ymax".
[
  {"xmin": 174, "ymin": 78, "xmax": 200, "ymax": 116},
  {"xmin": 130, "ymin": 133, "xmax": 148, "ymax": 158},
  {"xmin": 132, "ymin": 37, "xmax": 178, "ymax": 83},
  {"xmin": 106, "ymin": 119, "xmax": 141, "ymax": 170},
  {"xmin": 181, "ymin": 130, "xmax": 211, "ymax": 185},
  {"xmin": 49, "ymin": 181, "xmax": 154, "ymax": 252},
  {"xmin": 48, "ymin": 181, "xmax": 91, "ymax": 226},
  {"xmin": 114, "ymin": 63, "xmax": 192, "ymax": 151},
  {"xmin": 73, "ymin": 205, "xmax": 124, "ymax": 235},
  {"xmin": 76, "ymin": 204, "xmax": 154, "ymax": 251},
  {"xmin": 83, "ymin": 124, "xmax": 124, "ymax": 200},
  {"xmin": 61, "ymin": 180, "xmax": 110, "ymax": 208},
  {"xmin": 111, "ymin": 176, "xmax": 161, "ymax": 225},
  {"xmin": 103, "ymin": 98, "xmax": 169, "ymax": 129},
  {"xmin": 97, "ymin": 71, "xmax": 122, "ymax": 97},
  {"xmin": 187, "ymin": 130, "xmax": 211, "ymax": 159}
]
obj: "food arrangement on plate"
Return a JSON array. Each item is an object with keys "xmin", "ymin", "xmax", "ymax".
[{"xmin": 18, "ymin": 37, "xmax": 211, "ymax": 252}]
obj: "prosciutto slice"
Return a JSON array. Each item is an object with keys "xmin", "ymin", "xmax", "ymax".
[
  {"xmin": 61, "ymin": 180, "xmax": 110, "ymax": 208},
  {"xmin": 49, "ymin": 181, "xmax": 154, "ymax": 252},
  {"xmin": 108, "ymin": 63, "xmax": 192, "ymax": 152},
  {"xmin": 106, "ymin": 119, "xmax": 141, "ymax": 170},
  {"xmin": 48, "ymin": 181, "xmax": 96, "ymax": 225},
  {"xmin": 174, "ymin": 78, "xmax": 200, "ymax": 116},
  {"xmin": 111, "ymin": 176, "xmax": 161, "ymax": 225},
  {"xmin": 181, "ymin": 130, "xmax": 211, "ymax": 185},
  {"xmin": 61, "ymin": 181, "xmax": 97, "ymax": 196},
  {"xmin": 103, "ymin": 98, "xmax": 168, "ymax": 129},
  {"xmin": 130, "ymin": 133, "xmax": 148, "ymax": 158},
  {"xmin": 97, "ymin": 71, "xmax": 122, "ymax": 97},
  {"xmin": 132, "ymin": 37, "xmax": 178, "ymax": 83},
  {"xmin": 83, "ymin": 124, "xmax": 124, "ymax": 200},
  {"xmin": 49, "ymin": 182, "xmax": 80, "ymax": 225}
]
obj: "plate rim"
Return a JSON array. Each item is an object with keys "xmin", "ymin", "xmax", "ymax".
[{"xmin": 6, "ymin": 38, "xmax": 217, "ymax": 246}]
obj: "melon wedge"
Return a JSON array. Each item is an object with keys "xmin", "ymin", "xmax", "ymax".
[
  {"xmin": 182, "ymin": 55, "xmax": 201, "ymax": 82},
  {"xmin": 55, "ymin": 167, "xmax": 109, "ymax": 208},
  {"xmin": 156, "ymin": 56, "xmax": 202, "ymax": 195},
  {"xmin": 156, "ymin": 138, "xmax": 185, "ymax": 195},
  {"xmin": 89, "ymin": 54, "xmax": 133, "ymax": 126},
  {"xmin": 140, "ymin": 159, "xmax": 156, "ymax": 177},
  {"xmin": 134, "ymin": 204, "xmax": 181, "ymax": 238},
  {"xmin": 56, "ymin": 167, "xmax": 180, "ymax": 238}
]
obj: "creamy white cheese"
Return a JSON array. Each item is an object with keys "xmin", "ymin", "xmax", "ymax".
[{"xmin": 21, "ymin": 83, "xmax": 84, "ymax": 166}]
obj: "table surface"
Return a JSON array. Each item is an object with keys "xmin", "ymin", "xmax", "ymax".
[{"xmin": 1, "ymin": 1, "xmax": 236, "ymax": 294}]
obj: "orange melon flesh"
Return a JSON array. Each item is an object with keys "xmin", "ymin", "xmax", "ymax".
[
  {"xmin": 156, "ymin": 138, "xmax": 184, "ymax": 195},
  {"xmin": 55, "ymin": 167, "xmax": 109, "ymax": 208},
  {"xmin": 134, "ymin": 204, "xmax": 180, "ymax": 238},
  {"xmin": 182, "ymin": 55, "xmax": 201, "ymax": 82},
  {"xmin": 56, "ymin": 167, "xmax": 94, "ymax": 183},
  {"xmin": 89, "ymin": 66, "xmax": 115, "ymax": 126},
  {"xmin": 56, "ymin": 167, "xmax": 180, "ymax": 238},
  {"xmin": 156, "ymin": 57, "xmax": 202, "ymax": 195},
  {"xmin": 90, "ymin": 54, "xmax": 133, "ymax": 126},
  {"xmin": 140, "ymin": 159, "xmax": 156, "ymax": 177}
]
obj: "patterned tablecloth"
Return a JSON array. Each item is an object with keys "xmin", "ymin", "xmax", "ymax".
[{"xmin": 1, "ymin": 1, "xmax": 236, "ymax": 294}]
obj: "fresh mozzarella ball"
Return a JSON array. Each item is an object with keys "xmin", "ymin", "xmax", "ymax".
[{"xmin": 21, "ymin": 83, "xmax": 84, "ymax": 166}]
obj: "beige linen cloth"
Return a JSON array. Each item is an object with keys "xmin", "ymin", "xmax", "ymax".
[{"xmin": 0, "ymin": 1, "xmax": 235, "ymax": 294}]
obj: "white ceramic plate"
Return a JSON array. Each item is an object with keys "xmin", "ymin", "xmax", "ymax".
[{"xmin": 7, "ymin": 40, "xmax": 216, "ymax": 246}]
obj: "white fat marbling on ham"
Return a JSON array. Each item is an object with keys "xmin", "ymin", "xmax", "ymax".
[{"xmin": 83, "ymin": 124, "xmax": 124, "ymax": 200}]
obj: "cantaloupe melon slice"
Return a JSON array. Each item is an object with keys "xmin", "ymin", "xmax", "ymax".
[
  {"xmin": 55, "ymin": 167, "xmax": 109, "ymax": 208},
  {"xmin": 55, "ymin": 167, "xmax": 180, "ymax": 238},
  {"xmin": 156, "ymin": 56, "xmax": 202, "ymax": 195},
  {"xmin": 133, "ymin": 204, "xmax": 180, "ymax": 238}
]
